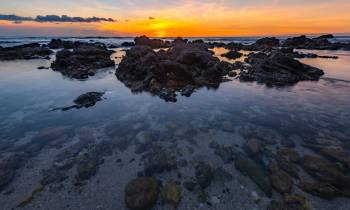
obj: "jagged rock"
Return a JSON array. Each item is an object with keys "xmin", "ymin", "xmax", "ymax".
[
  {"xmin": 116, "ymin": 43, "xmax": 232, "ymax": 101},
  {"xmin": 134, "ymin": 35, "xmax": 171, "ymax": 48},
  {"xmin": 51, "ymin": 43, "xmax": 115, "ymax": 79},
  {"xmin": 255, "ymin": 37, "xmax": 280, "ymax": 47},
  {"xmin": 161, "ymin": 182, "xmax": 181, "ymax": 206},
  {"xmin": 234, "ymin": 154, "xmax": 272, "ymax": 197},
  {"xmin": 125, "ymin": 177, "xmax": 159, "ymax": 210},
  {"xmin": 314, "ymin": 34, "xmax": 334, "ymax": 40},
  {"xmin": 221, "ymin": 50, "xmax": 242, "ymax": 59},
  {"xmin": 241, "ymin": 51, "xmax": 324, "ymax": 85},
  {"xmin": 0, "ymin": 43, "xmax": 53, "ymax": 60},
  {"xmin": 47, "ymin": 39, "xmax": 81, "ymax": 49},
  {"xmin": 299, "ymin": 181, "xmax": 342, "ymax": 200},
  {"xmin": 269, "ymin": 162, "xmax": 293, "ymax": 194},
  {"xmin": 121, "ymin": 42, "xmax": 135, "ymax": 47},
  {"xmin": 173, "ymin": 37, "xmax": 188, "ymax": 45},
  {"xmin": 284, "ymin": 195, "xmax": 312, "ymax": 210}
]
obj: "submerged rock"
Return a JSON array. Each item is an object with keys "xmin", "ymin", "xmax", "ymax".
[
  {"xmin": 301, "ymin": 155, "xmax": 350, "ymax": 192},
  {"xmin": 234, "ymin": 154, "xmax": 272, "ymax": 197},
  {"xmin": 51, "ymin": 43, "xmax": 115, "ymax": 79},
  {"xmin": 299, "ymin": 181, "xmax": 342, "ymax": 200},
  {"xmin": 0, "ymin": 153, "xmax": 25, "ymax": 191},
  {"xmin": 214, "ymin": 144, "xmax": 234, "ymax": 164},
  {"xmin": 143, "ymin": 146, "xmax": 177, "ymax": 176},
  {"xmin": 241, "ymin": 51, "xmax": 324, "ymax": 85},
  {"xmin": 0, "ymin": 43, "xmax": 53, "ymax": 60},
  {"xmin": 125, "ymin": 177, "xmax": 159, "ymax": 210},
  {"xmin": 194, "ymin": 162, "xmax": 214, "ymax": 189},
  {"xmin": 161, "ymin": 182, "xmax": 182, "ymax": 206},
  {"xmin": 268, "ymin": 162, "xmax": 293, "ymax": 194}
]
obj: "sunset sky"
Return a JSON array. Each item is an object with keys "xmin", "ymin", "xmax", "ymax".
[{"xmin": 0, "ymin": 0, "xmax": 350, "ymax": 37}]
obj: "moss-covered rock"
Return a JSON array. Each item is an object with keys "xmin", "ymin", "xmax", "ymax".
[
  {"xmin": 125, "ymin": 177, "xmax": 159, "ymax": 210},
  {"xmin": 161, "ymin": 182, "xmax": 181, "ymax": 206}
]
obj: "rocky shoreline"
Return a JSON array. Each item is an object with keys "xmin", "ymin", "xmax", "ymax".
[{"xmin": 1, "ymin": 34, "xmax": 350, "ymax": 210}]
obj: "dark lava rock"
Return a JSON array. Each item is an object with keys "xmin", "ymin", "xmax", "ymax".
[
  {"xmin": 315, "ymin": 34, "xmax": 334, "ymax": 40},
  {"xmin": 173, "ymin": 37, "xmax": 188, "ymax": 45},
  {"xmin": 268, "ymin": 162, "xmax": 293, "ymax": 194},
  {"xmin": 125, "ymin": 177, "xmax": 159, "ymax": 210},
  {"xmin": 143, "ymin": 147, "xmax": 177, "ymax": 176},
  {"xmin": 194, "ymin": 162, "xmax": 214, "ymax": 189},
  {"xmin": 116, "ymin": 43, "xmax": 232, "ymax": 101},
  {"xmin": 51, "ymin": 44, "xmax": 115, "ymax": 79},
  {"xmin": 301, "ymin": 155, "xmax": 350, "ymax": 190},
  {"xmin": 47, "ymin": 39, "xmax": 81, "ymax": 49},
  {"xmin": 299, "ymin": 181, "xmax": 342, "ymax": 200},
  {"xmin": 0, "ymin": 153, "xmax": 25, "ymax": 191},
  {"xmin": 134, "ymin": 35, "xmax": 171, "ymax": 48},
  {"xmin": 241, "ymin": 51, "xmax": 324, "ymax": 85},
  {"xmin": 255, "ymin": 37, "xmax": 280, "ymax": 47},
  {"xmin": 234, "ymin": 154, "xmax": 272, "ymax": 197},
  {"xmin": 55, "ymin": 92, "xmax": 105, "ymax": 111},
  {"xmin": 121, "ymin": 42, "xmax": 135, "ymax": 47},
  {"xmin": 283, "ymin": 35, "xmax": 313, "ymax": 48},
  {"xmin": 0, "ymin": 43, "xmax": 53, "ymax": 60},
  {"xmin": 221, "ymin": 50, "xmax": 242, "ymax": 59},
  {"xmin": 74, "ymin": 92, "xmax": 104, "ymax": 108}
]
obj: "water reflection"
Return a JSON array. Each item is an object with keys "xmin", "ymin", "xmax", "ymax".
[{"xmin": 0, "ymin": 47, "xmax": 349, "ymax": 210}]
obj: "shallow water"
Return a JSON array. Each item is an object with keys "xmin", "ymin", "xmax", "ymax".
[{"xmin": 0, "ymin": 41, "xmax": 350, "ymax": 210}]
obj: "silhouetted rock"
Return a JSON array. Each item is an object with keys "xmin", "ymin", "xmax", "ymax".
[
  {"xmin": 0, "ymin": 43, "xmax": 53, "ymax": 60},
  {"xmin": 121, "ymin": 42, "xmax": 135, "ymax": 47},
  {"xmin": 241, "ymin": 51, "xmax": 324, "ymax": 85},
  {"xmin": 221, "ymin": 50, "xmax": 242, "ymax": 59},
  {"xmin": 47, "ymin": 39, "xmax": 81, "ymax": 49},
  {"xmin": 134, "ymin": 35, "xmax": 171, "ymax": 48},
  {"xmin": 51, "ymin": 44, "xmax": 114, "ymax": 79},
  {"xmin": 314, "ymin": 34, "xmax": 334, "ymax": 40},
  {"xmin": 255, "ymin": 37, "xmax": 280, "ymax": 47}
]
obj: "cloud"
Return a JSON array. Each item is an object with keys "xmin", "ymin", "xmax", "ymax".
[
  {"xmin": 149, "ymin": 17, "xmax": 155, "ymax": 20},
  {"xmin": 0, "ymin": 14, "xmax": 115, "ymax": 23}
]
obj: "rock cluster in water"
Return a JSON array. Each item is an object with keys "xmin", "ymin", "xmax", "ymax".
[
  {"xmin": 240, "ymin": 51, "xmax": 324, "ymax": 85},
  {"xmin": 51, "ymin": 43, "xmax": 115, "ymax": 79},
  {"xmin": 0, "ymin": 43, "xmax": 53, "ymax": 60},
  {"xmin": 116, "ymin": 37, "xmax": 233, "ymax": 102}
]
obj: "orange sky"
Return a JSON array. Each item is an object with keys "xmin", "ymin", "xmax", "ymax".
[{"xmin": 0, "ymin": 0, "xmax": 350, "ymax": 37}]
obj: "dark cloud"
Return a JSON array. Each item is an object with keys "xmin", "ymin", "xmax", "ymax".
[
  {"xmin": 0, "ymin": 14, "xmax": 115, "ymax": 23},
  {"xmin": 149, "ymin": 17, "xmax": 155, "ymax": 20}
]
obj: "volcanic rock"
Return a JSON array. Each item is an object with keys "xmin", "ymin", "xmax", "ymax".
[
  {"xmin": 0, "ymin": 43, "xmax": 53, "ymax": 60},
  {"xmin": 241, "ymin": 51, "xmax": 324, "ymax": 85},
  {"xmin": 51, "ymin": 44, "xmax": 115, "ymax": 79}
]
